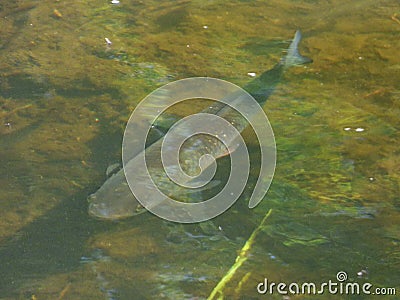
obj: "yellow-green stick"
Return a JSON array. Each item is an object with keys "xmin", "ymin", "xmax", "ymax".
[{"xmin": 207, "ymin": 209, "xmax": 273, "ymax": 300}]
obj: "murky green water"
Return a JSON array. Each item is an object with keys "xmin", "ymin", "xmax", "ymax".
[{"xmin": 0, "ymin": 0, "xmax": 399, "ymax": 299}]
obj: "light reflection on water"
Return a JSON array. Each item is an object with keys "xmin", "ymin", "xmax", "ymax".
[{"xmin": 0, "ymin": 0, "xmax": 399, "ymax": 298}]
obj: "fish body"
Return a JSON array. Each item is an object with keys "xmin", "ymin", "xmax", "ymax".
[{"xmin": 88, "ymin": 30, "xmax": 311, "ymax": 220}]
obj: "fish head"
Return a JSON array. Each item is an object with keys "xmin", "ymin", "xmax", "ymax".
[
  {"xmin": 88, "ymin": 193, "xmax": 146, "ymax": 220},
  {"xmin": 87, "ymin": 169, "xmax": 148, "ymax": 220}
]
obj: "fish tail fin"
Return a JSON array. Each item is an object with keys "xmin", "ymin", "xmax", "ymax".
[{"xmin": 282, "ymin": 30, "xmax": 312, "ymax": 67}]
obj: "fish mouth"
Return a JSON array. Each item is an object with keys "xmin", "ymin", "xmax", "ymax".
[
  {"xmin": 87, "ymin": 194, "xmax": 116, "ymax": 220},
  {"xmin": 87, "ymin": 193, "xmax": 96, "ymax": 204},
  {"xmin": 88, "ymin": 202, "xmax": 113, "ymax": 220}
]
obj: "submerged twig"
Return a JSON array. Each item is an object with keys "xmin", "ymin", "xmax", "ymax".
[
  {"xmin": 58, "ymin": 282, "xmax": 71, "ymax": 300},
  {"xmin": 391, "ymin": 13, "xmax": 400, "ymax": 26},
  {"xmin": 207, "ymin": 209, "xmax": 273, "ymax": 300},
  {"xmin": 0, "ymin": 104, "xmax": 32, "ymax": 119},
  {"xmin": 363, "ymin": 88, "xmax": 386, "ymax": 98}
]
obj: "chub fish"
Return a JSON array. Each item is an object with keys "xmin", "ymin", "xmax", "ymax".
[{"xmin": 88, "ymin": 30, "xmax": 311, "ymax": 220}]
